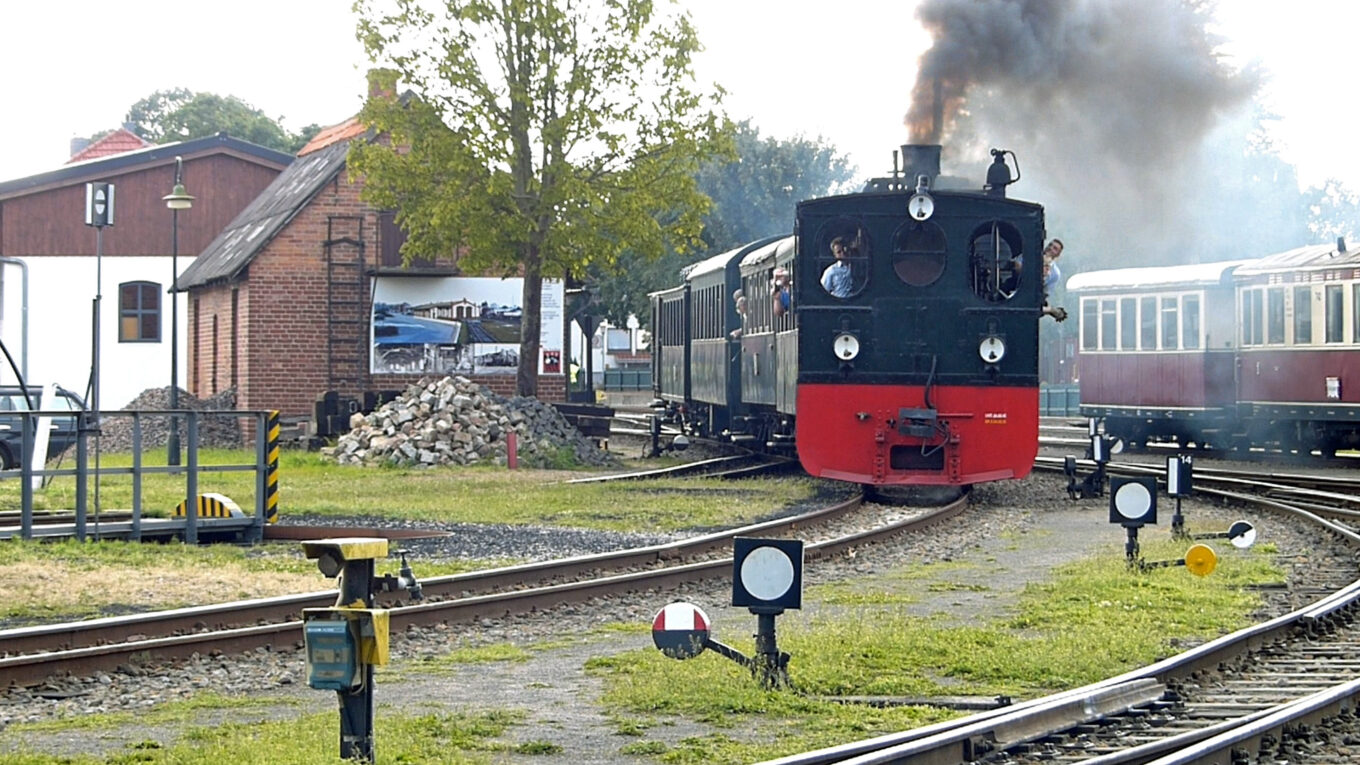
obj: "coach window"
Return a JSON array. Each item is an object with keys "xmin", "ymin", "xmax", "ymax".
[
  {"xmin": 1099, "ymin": 299, "xmax": 1117, "ymax": 350},
  {"xmin": 1241, "ymin": 289, "xmax": 1260, "ymax": 346},
  {"xmin": 1293, "ymin": 285, "xmax": 1313, "ymax": 344},
  {"xmin": 1081, "ymin": 299, "xmax": 1098, "ymax": 350},
  {"xmin": 1353, "ymin": 284, "xmax": 1360, "ymax": 342},
  {"xmin": 119, "ymin": 281, "xmax": 161, "ymax": 342},
  {"xmin": 1140, "ymin": 297, "xmax": 1157, "ymax": 349},
  {"xmin": 1160, "ymin": 296, "xmax": 1179, "ymax": 350},
  {"xmin": 1182, "ymin": 294, "xmax": 1201, "ymax": 349},
  {"xmin": 1119, "ymin": 298, "xmax": 1136, "ymax": 350},
  {"xmin": 1326, "ymin": 284, "xmax": 1343, "ymax": 343},
  {"xmin": 1267, "ymin": 287, "xmax": 1285, "ymax": 344}
]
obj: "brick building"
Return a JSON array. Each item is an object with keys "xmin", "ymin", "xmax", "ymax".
[{"xmin": 176, "ymin": 124, "xmax": 567, "ymax": 424}]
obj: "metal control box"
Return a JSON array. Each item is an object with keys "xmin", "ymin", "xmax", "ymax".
[{"xmin": 304, "ymin": 618, "xmax": 358, "ymax": 691}]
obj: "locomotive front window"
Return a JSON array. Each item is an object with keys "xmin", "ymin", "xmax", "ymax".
[
  {"xmin": 968, "ymin": 221, "xmax": 1025, "ymax": 303},
  {"xmin": 814, "ymin": 218, "xmax": 870, "ymax": 299},
  {"xmin": 891, "ymin": 221, "xmax": 947, "ymax": 287}
]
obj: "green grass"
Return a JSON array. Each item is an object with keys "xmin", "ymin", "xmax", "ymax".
[
  {"xmin": 3, "ymin": 450, "xmax": 821, "ymax": 532},
  {"xmin": 585, "ymin": 538, "xmax": 1285, "ymax": 763}
]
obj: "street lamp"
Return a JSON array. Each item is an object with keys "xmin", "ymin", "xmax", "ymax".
[{"xmin": 162, "ymin": 157, "xmax": 193, "ymax": 466}]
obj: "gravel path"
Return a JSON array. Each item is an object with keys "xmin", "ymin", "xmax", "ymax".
[{"xmin": 0, "ymin": 470, "xmax": 1321, "ymax": 762}]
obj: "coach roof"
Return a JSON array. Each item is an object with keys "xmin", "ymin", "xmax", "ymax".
[
  {"xmin": 1234, "ymin": 241, "xmax": 1360, "ymax": 276},
  {"xmin": 1066, "ymin": 260, "xmax": 1249, "ymax": 293}
]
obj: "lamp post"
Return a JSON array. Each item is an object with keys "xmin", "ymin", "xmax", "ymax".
[{"xmin": 162, "ymin": 157, "xmax": 193, "ymax": 466}]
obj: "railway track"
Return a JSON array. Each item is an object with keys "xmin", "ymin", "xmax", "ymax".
[
  {"xmin": 765, "ymin": 462, "xmax": 1360, "ymax": 764},
  {"xmin": 0, "ymin": 490, "xmax": 960, "ymax": 688}
]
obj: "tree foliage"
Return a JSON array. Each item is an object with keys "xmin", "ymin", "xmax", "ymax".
[
  {"xmin": 350, "ymin": 0, "xmax": 730, "ymax": 395},
  {"xmin": 585, "ymin": 121, "xmax": 855, "ymax": 325},
  {"xmin": 121, "ymin": 88, "xmax": 318, "ymax": 153}
]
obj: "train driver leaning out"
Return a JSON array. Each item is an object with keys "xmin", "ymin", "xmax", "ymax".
[{"xmin": 821, "ymin": 237, "xmax": 854, "ymax": 298}]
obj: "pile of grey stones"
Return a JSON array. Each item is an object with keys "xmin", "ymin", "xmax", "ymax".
[
  {"xmin": 322, "ymin": 375, "xmax": 618, "ymax": 469},
  {"xmin": 97, "ymin": 387, "xmax": 241, "ymax": 452}
]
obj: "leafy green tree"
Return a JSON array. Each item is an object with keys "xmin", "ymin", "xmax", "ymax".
[
  {"xmin": 350, "ymin": 0, "xmax": 729, "ymax": 396},
  {"xmin": 585, "ymin": 122, "xmax": 855, "ymax": 326},
  {"xmin": 121, "ymin": 88, "xmax": 309, "ymax": 153}
]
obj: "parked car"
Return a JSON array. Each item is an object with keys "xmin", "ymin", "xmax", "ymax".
[{"xmin": 0, "ymin": 385, "xmax": 85, "ymax": 470}]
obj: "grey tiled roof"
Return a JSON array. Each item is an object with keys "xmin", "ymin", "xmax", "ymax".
[{"xmin": 176, "ymin": 139, "xmax": 352, "ymax": 289}]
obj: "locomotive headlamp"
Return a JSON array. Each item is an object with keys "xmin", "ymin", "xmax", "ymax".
[
  {"xmin": 979, "ymin": 336, "xmax": 1005, "ymax": 363},
  {"xmin": 833, "ymin": 332, "xmax": 860, "ymax": 360}
]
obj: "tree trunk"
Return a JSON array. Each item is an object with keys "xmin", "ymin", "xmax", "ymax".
[{"xmin": 517, "ymin": 244, "xmax": 543, "ymax": 397}]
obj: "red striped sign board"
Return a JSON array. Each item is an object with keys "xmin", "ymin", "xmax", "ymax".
[{"xmin": 652, "ymin": 602, "xmax": 710, "ymax": 659}]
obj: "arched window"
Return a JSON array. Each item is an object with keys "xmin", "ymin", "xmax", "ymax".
[
  {"xmin": 119, "ymin": 281, "xmax": 161, "ymax": 342},
  {"xmin": 814, "ymin": 218, "xmax": 871, "ymax": 299},
  {"xmin": 969, "ymin": 221, "xmax": 1025, "ymax": 302}
]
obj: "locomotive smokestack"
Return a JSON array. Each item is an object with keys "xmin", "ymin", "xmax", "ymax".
[{"xmin": 900, "ymin": 144, "xmax": 942, "ymax": 188}]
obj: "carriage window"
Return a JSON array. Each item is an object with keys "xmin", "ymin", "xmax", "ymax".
[
  {"xmin": 1119, "ymin": 298, "xmax": 1136, "ymax": 350},
  {"xmin": 892, "ymin": 221, "xmax": 947, "ymax": 287},
  {"xmin": 1241, "ymin": 289, "xmax": 1260, "ymax": 346},
  {"xmin": 1182, "ymin": 294, "xmax": 1200, "ymax": 349},
  {"xmin": 1160, "ymin": 297, "xmax": 1178, "ymax": 350},
  {"xmin": 1140, "ymin": 297, "xmax": 1157, "ymax": 349},
  {"xmin": 1293, "ymin": 285, "xmax": 1312, "ymax": 344},
  {"xmin": 815, "ymin": 218, "xmax": 870, "ymax": 299},
  {"xmin": 968, "ymin": 221, "xmax": 1025, "ymax": 303},
  {"xmin": 1354, "ymin": 284, "xmax": 1360, "ymax": 343},
  {"xmin": 1099, "ymin": 299, "xmax": 1117, "ymax": 350},
  {"xmin": 119, "ymin": 281, "xmax": 161, "ymax": 343},
  {"xmin": 1081, "ymin": 299, "xmax": 1098, "ymax": 350},
  {"xmin": 1326, "ymin": 284, "xmax": 1343, "ymax": 343},
  {"xmin": 1267, "ymin": 287, "xmax": 1285, "ymax": 344}
]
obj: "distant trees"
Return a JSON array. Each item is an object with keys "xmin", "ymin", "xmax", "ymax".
[
  {"xmin": 89, "ymin": 88, "xmax": 320, "ymax": 154},
  {"xmin": 584, "ymin": 122, "xmax": 856, "ymax": 327}
]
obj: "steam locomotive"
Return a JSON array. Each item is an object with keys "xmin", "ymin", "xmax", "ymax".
[{"xmin": 650, "ymin": 144, "xmax": 1050, "ymax": 486}]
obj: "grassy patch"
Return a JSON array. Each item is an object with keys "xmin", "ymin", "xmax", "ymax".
[
  {"xmin": 1, "ymin": 450, "xmax": 819, "ymax": 532},
  {"xmin": 0, "ymin": 704, "xmax": 527, "ymax": 764},
  {"xmin": 588, "ymin": 538, "xmax": 1285, "ymax": 762}
]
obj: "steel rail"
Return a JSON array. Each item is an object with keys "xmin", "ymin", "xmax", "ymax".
[{"xmin": 0, "ymin": 493, "xmax": 968, "ymax": 687}]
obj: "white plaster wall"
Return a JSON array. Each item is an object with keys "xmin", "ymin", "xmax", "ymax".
[{"xmin": 0, "ymin": 256, "xmax": 192, "ymax": 410}]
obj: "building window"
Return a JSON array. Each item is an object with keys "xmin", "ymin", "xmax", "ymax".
[{"xmin": 119, "ymin": 281, "xmax": 160, "ymax": 342}]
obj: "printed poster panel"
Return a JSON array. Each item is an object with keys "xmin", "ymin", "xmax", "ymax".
[{"xmin": 371, "ymin": 277, "xmax": 564, "ymax": 376}]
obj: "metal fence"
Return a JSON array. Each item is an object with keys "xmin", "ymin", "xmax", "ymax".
[{"xmin": 4, "ymin": 409, "xmax": 277, "ymax": 544}]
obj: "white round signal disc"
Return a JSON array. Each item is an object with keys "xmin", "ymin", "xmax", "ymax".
[
  {"xmin": 833, "ymin": 333, "xmax": 860, "ymax": 360},
  {"xmin": 739, "ymin": 546, "xmax": 796, "ymax": 601},
  {"xmin": 1113, "ymin": 481, "xmax": 1152, "ymax": 521},
  {"xmin": 1184, "ymin": 544, "xmax": 1218, "ymax": 577},
  {"xmin": 979, "ymin": 336, "xmax": 1005, "ymax": 363}
]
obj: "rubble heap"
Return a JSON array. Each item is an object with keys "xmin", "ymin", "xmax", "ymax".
[
  {"xmin": 99, "ymin": 387, "xmax": 242, "ymax": 452},
  {"xmin": 323, "ymin": 376, "xmax": 618, "ymax": 469}
]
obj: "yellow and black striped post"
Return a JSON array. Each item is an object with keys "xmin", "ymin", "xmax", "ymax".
[{"xmin": 265, "ymin": 410, "xmax": 280, "ymax": 523}]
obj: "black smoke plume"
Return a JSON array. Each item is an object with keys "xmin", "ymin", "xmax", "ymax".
[{"xmin": 908, "ymin": 0, "xmax": 1260, "ymax": 265}]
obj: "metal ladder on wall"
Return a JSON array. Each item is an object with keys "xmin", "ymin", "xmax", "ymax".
[{"xmin": 324, "ymin": 216, "xmax": 367, "ymax": 392}]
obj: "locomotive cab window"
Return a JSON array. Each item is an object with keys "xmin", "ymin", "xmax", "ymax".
[
  {"xmin": 891, "ymin": 221, "xmax": 947, "ymax": 287},
  {"xmin": 968, "ymin": 221, "xmax": 1025, "ymax": 302},
  {"xmin": 814, "ymin": 219, "xmax": 870, "ymax": 299}
]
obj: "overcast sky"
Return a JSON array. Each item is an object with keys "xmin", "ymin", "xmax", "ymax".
[{"xmin": 0, "ymin": 1, "xmax": 1352, "ymax": 190}]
